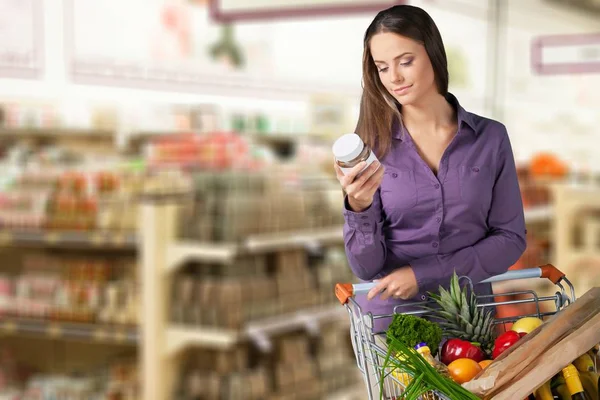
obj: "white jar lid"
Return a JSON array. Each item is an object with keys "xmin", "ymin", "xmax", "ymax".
[{"xmin": 332, "ymin": 133, "xmax": 364, "ymax": 163}]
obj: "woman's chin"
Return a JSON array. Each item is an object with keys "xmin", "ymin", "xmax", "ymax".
[
  {"xmin": 393, "ymin": 93, "xmax": 415, "ymax": 106},
  {"xmin": 390, "ymin": 88, "xmax": 420, "ymax": 105}
]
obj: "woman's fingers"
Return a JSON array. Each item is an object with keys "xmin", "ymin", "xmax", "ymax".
[
  {"xmin": 334, "ymin": 162, "xmax": 345, "ymax": 181},
  {"xmin": 353, "ymin": 165, "xmax": 384, "ymax": 199},
  {"xmin": 367, "ymin": 279, "xmax": 388, "ymax": 301},
  {"xmin": 345, "ymin": 161, "xmax": 380, "ymax": 195}
]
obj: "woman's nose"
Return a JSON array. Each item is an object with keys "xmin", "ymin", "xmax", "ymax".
[{"xmin": 390, "ymin": 67, "xmax": 403, "ymax": 84}]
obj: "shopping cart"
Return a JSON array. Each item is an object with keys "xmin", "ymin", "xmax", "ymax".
[{"xmin": 335, "ymin": 265, "xmax": 578, "ymax": 400}]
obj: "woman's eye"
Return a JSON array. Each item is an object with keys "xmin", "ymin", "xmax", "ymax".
[
  {"xmin": 401, "ymin": 59, "xmax": 413, "ymax": 66},
  {"xmin": 378, "ymin": 67, "xmax": 388, "ymax": 73}
]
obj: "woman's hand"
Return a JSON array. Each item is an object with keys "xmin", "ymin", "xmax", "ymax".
[
  {"xmin": 367, "ymin": 266, "xmax": 419, "ymax": 301},
  {"xmin": 334, "ymin": 160, "xmax": 384, "ymax": 212}
]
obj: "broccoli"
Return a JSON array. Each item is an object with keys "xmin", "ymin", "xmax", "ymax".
[{"xmin": 386, "ymin": 314, "xmax": 442, "ymax": 355}]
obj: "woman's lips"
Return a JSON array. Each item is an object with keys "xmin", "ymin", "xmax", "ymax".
[{"xmin": 393, "ymin": 85, "xmax": 412, "ymax": 95}]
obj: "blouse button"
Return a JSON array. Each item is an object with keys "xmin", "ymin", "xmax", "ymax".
[
  {"xmin": 392, "ymin": 172, "xmax": 398, "ymax": 178},
  {"xmin": 421, "ymin": 295, "xmax": 427, "ymax": 301},
  {"xmin": 472, "ymin": 167, "xmax": 480, "ymax": 172}
]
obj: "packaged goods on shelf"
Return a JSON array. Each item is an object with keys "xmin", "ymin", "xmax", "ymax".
[
  {"xmin": 0, "ymin": 162, "xmax": 190, "ymax": 233},
  {"xmin": 314, "ymin": 248, "xmax": 356, "ymax": 303},
  {"xmin": 0, "ymin": 167, "xmax": 124, "ymax": 232},
  {"xmin": 173, "ymin": 344, "xmax": 264, "ymax": 400},
  {"xmin": 172, "ymin": 329, "xmax": 357, "ymax": 400},
  {"xmin": 170, "ymin": 247, "xmax": 352, "ymax": 330},
  {"xmin": 180, "ymin": 169, "xmax": 343, "ymax": 243},
  {"xmin": 0, "ymin": 347, "xmax": 139, "ymax": 399},
  {"xmin": 146, "ymin": 132, "xmax": 255, "ymax": 170},
  {"xmin": 1, "ymin": 254, "xmax": 138, "ymax": 325}
]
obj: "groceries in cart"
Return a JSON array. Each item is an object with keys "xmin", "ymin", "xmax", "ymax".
[{"xmin": 335, "ymin": 265, "xmax": 600, "ymax": 400}]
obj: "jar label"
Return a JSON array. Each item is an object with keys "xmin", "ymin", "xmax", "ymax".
[{"xmin": 339, "ymin": 151, "xmax": 378, "ymax": 176}]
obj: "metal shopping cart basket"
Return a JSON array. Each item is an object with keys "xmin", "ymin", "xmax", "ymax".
[{"xmin": 335, "ymin": 265, "xmax": 577, "ymax": 400}]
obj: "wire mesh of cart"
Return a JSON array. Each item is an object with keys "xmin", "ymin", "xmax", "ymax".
[{"xmin": 335, "ymin": 265, "xmax": 577, "ymax": 400}]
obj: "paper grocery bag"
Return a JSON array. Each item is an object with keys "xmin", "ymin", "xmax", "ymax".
[{"xmin": 463, "ymin": 287, "xmax": 600, "ymax": 399}]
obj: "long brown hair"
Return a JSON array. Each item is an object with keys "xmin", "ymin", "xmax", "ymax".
[{"xmin": 356, "ymin": 5, "xmax": 449, "ymax": 158}]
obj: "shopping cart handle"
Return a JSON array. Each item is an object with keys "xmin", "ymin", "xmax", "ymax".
[
  {"xmin": 335, "ymin": 282, "xmax": 368, "ymax": 304},
  {"xmin": 335, "ymin": 265, "xmax": 566, "ymax": 305},
  {"xmin": 335, "ymin": 282, "xmax": 385, "ymax": 304},
  {"xmin": 481, "ymin": 265, "xmax": 565, "ymax": 285}
]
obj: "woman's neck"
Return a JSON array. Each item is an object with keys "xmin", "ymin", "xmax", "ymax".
[{"xmin": 401, "ymin": 91, "xmax": 455, "ymax": 134}]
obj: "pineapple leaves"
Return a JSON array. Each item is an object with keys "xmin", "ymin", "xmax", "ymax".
[{"xmin": 424, "ymin": 271, "xmax": 497, "ymax": 356}]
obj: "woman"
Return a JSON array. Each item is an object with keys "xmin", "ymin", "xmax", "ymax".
[{"xmin": 335, "ymin": 5, "xmax": 526, "ymax": 332}]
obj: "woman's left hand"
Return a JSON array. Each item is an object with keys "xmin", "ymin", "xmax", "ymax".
[{"xmin": 367, "ymin": 266, "xmax": 419, "ymax": 301}]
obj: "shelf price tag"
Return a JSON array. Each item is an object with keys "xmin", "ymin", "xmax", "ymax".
[
  {"xmin": 2, "ymin": 321, "xmax": 16, "ymax": 333},
  {"xmin": 112, "ymin": 232, "xmax": 126, "ymax": 246},
  {"xmin": 47, "ymin": 323, "xmax": 62, "ymax": 338},
  {"xmin": 115, "ymin": 331, "xmax": 126, "ymax": 343},
  {"xmin": 44, "ymin": 232, "xmax": 60, "ymax": 244},
  {"xmin": 0, "ymin": 231, "xmax": 12, "ymax": 245},
  {"xmin": 93, "ymin": 329, "xmax": 107, "ymax": 341},
  {"xmin": 90, "ymin": 233, "xmax": 105, "ymax": 246}
]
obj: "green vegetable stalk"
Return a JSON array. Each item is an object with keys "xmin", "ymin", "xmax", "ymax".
[
  {"xmin": 380, "ymin": 336, "xmax": 480, "ymax": 400},
  {"xmin": 386, "ymin": 314, "xmax": 443, "ymax": 356}
]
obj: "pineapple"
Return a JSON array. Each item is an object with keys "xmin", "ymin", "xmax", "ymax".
[{"xmin": 427, "ymin": 272, "xmax": 497, "ymax": 356}]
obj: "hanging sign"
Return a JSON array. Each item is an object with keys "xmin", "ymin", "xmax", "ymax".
[
  {"xmin": 210, "ymin": 0, "xmax": 403, "ymax": 22},
  {"xmin": 532, "ymin": 33, "xmax": 600, "ymax": 75}
]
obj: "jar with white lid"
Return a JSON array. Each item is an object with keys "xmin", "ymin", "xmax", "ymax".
[{"xmin": 332, "ymin": 133, "xmax": 379, "ymax": 176}]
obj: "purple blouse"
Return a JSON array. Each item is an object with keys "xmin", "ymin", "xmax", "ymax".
[{"xmin": 343, "ymin": 94, "xmax": 526, "ymax": 331}]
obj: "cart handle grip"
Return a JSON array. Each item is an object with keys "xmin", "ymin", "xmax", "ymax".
[
  {"xmin": 480, "ymin": 264, "xmax": 565, "ymax": 285},
  {"xmin": 335, "ymin": 265, "xmax": 566, "ymax": 305}
]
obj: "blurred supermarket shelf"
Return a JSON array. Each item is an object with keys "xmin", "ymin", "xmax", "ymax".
[
  {"xmin": 524, "ymin": 205, "xmax": 554, "ymax": 223},
  {"xmin": 0, "ymin": 127, "xmax": 118, "ymax": 155},
  {"xmin": 166, "ymin": 225, "xmax": 345, "ymax": 272},
  {"xmin": 0, "ymin": 127, "xmax": 114, "ymax": 140},
  {"xmin": 327, "ymin": 382, "xmax": 367, "ymax": 400},
  {"xmin": 165, "ymin": 241, "xmax": 239, "ymax": 270},
  {"xmin": 0, "ymin": 317, "xmax": 139, "ymax": 345},
  {"xmin": 0, "ymin": 229, "xmax": 137, "ymax": 250},
  {"xmin": 166, "ymin": 305, "xmax": 346, "ymax": 355},
  {"xmin": 244, "ymin": 225, "xmax": 344, "ymax": 252},
  {"xmin": 166, "ymin": 326, "xmax": 239, "ymax": 354},
  {"xmin": 0, "ymin": 207, "xmax": 548, "ymax": 255}
]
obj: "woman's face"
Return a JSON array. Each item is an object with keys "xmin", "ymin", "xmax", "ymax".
[{"xmin": 369, "ymin": 32, "xmax": 437, "ymax": 106}]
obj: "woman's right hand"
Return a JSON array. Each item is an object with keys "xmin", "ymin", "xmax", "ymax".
[{"xmin": 334, "ymin": 160, "xmax": 384, "ymax": 212}]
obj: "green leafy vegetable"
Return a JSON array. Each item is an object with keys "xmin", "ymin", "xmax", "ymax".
[{"xmin": 386, "ymin": 314, "xmax": 443, "ymax": 356}]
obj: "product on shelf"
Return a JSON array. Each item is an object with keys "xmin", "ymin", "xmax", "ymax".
[
  {"xmin": 3, "ymin": 254, "xmax": 138, "ymax": 325},
  {"xmin": 180, "ymin": 169, "xmax": 343, "ymax": 242},
  {"xmin": 530, "ymin": 152, "xmax": 569, "ymax": 180},
  {"xmin": 0, "ymin": 162, "xmax": 190, "ymax": 232},
  {"xmin": 170, "ymin": 247, "xmax": 352, "ymax": 330},
  {"xmin": 0, "ymin": 347, "xmax": 138, "ymax": 399},
  {"xmin": 517, "ymin": 165, "xmax": 552, "ymax": 209},
  {"xmin": 172, "ymin": 329, "xmax": 357, "ymax": 400},
  {"xmin": 147, "ymin": 131, "xmax": 255, "ymax": 170}
]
